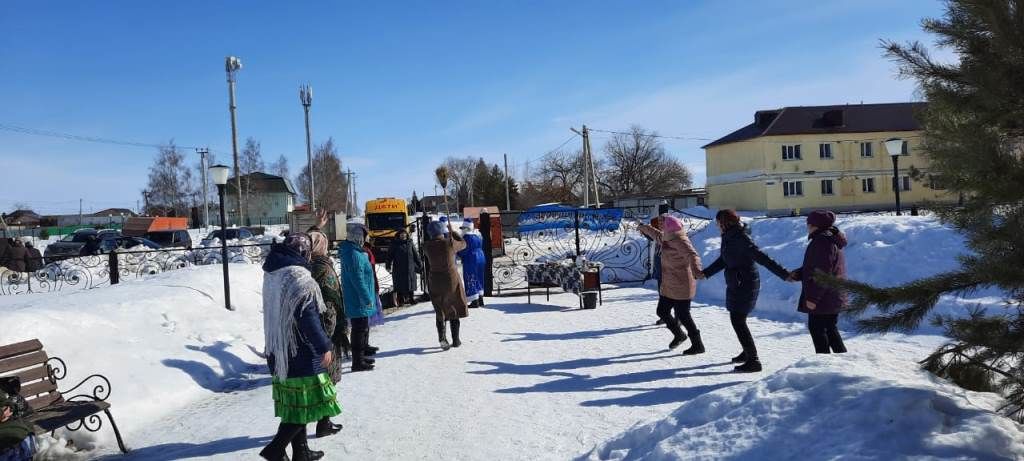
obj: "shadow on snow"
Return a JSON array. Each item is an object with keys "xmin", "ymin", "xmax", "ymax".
[{"xmin": 161, "ymin": 341, "xmax": 270, "ymax": 393}]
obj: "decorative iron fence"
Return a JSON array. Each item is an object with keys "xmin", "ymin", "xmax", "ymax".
[{"xmin": 480, "ymin": 206, "xmax": 712, "ymax": 295}]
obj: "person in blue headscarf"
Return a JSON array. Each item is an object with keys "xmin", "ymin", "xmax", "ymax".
[{"xmin": 457, "ymin": 219, "xmax": 486, "ymax": 308}]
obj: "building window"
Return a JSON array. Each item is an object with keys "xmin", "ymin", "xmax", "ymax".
[
  {"xmin": 819, "ymin": 143, "xmax": 833, "ymax": 159},
  {"xmin": 862, "ymin": 177, "xmax": 876, "ymax": 193},
  {"xmin": 929, "ymin": 174, "xmax": 947, "ymax": 190},
  {"xmin": 860, "ymin": 142, "xmax": 873, "ymax": 157},
  {"xmin": 783, "ymin": 181, "xmax": 803, "ymax": 197},
  {"xmin": 821, "ymin": 179, "xmax": 834, "ymax": 195},
  {"xmin": 901, "ymin": 176, "xmax": 911, "ymax": 191},
  {"xmin": 782, "ymin": 144, "xmax": 801, "ymax": 161},
  {"xmin": 901, "ymin": 140, "xmax": 910, "ymax": 156}
]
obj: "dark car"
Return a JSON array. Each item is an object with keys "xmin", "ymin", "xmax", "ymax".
[
  {"xmin": 201, "ymin": 228, "xmax": 254, "ymax": 246},
  {"xmin": 144, "ymin": 230, "xmax": 193, "ymax": 249},
  {"xmin": 113, "ymin": 236, "xmax": 162, "ymax": 251},
  {"xmin": 43, "ymin": 229, "xmax": 121, "ymax": 262}
]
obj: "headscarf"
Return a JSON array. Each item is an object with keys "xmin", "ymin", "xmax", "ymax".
[
  {"xmin": 283, "ymin": 232, "xmax": 312, "ymax": 262},
  {"xmin": 662, "ymin": 215, "xmax": 684, "ymax": 234},
  {"xmin": 346, "ymin": 222, "xmax": 368, "ymax": 244},
  {"xmin": 308, "ymin": 231, "xmax": 329, "ymax": 257}
]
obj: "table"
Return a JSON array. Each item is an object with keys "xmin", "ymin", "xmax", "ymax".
[{"xmin": 525, "ymin": 261, "xmax": 603, "ymax": 307}]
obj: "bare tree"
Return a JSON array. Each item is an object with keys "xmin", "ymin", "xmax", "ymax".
[
  {"xmin": 601, "ymin": 126, "xmax": 693, "ymax": 198},
  {"xmin": 239, "ymin": 138, "xmax": 267, "ymax": 217},
  {"xmin": 269, "ymin": 154, "xmax": 290, "ymax": 179},
  {"xmin": 296, "ymin": 138, "xmax": 348, "ymax": 213},
  {"xmin": 145, "ymin": 140, "xmax": 194, "ymax": 216},
  {"xmin": 441, "ymin": 156, "xmax": 477, "ymax": 210},
  {"xmin": 525, "ymin": 149, "xmax": 588, "ymax": 204}
]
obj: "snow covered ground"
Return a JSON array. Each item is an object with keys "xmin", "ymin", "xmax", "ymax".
[{"xmin": 2, "ymin": 213, "xmax": 1021, "ymax": 460}]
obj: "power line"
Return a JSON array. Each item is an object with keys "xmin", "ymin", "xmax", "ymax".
[
  {"xmin": 523, "ymin": 133, "xmax": 580, "ymax": 163},
  {"xmin": 0, "ymin": 123, "xmax": 225, "ymax": 154},
  {"xmin": 589, "ymin": 127, "xmax": 716, "ymax": 141}
]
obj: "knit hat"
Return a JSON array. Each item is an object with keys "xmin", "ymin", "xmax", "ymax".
[
  {"xmin": 346, "ymin": 222, "xmax": 368, "ymax": 244},
  {"xmin": 427, "ymin": 221, "xmax": 447, "ymax": 239},
  {"xmin": 807, "ymin": 210, "xmax": 837, "ymax": 229},
  {"xmin": 662, "ymin": 215, "xmax": 684, "ymax": 234},
  {"xmin": 460, "ymin": 219, "xmax": 474, "ymax": 232}
]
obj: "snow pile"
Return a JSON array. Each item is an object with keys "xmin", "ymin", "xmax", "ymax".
[
  {"xmin": 688, "ymin": 213, "xmax": 998, "ymax": 328},
  {"xmin": 0, "ymin": 265, "xmax": 268, "ymax": 454},
  {"xmin": 581, "ymin": 352, "xmax": 1024, "ymax": 461}
]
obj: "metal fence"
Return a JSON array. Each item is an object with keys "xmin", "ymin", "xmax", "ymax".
[
  {"xmin": 1, "ymin": 242, "xmax": 395, "ymax": 297},
  {"xmin": 479, "ymin": 206, "xmax": 712, "ymax": 295}
]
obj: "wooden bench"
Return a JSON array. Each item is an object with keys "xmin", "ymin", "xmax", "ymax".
[{"xmin": 0, "ymin": 339, "xmax": 127, "ymax": 453}]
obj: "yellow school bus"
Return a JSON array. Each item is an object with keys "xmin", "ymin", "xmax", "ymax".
[{"xmin": 364, "ymin": 197, "xmax": 409, "ymax": 263}]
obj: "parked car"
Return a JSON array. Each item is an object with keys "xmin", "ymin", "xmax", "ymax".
[
  {"xmin": 201, "ymin": 228, "xmax": 254, "ymax": 246},
  {"xmin": 43, "ymin": 229, "xmax": 121, "ymax": 262},
  {"xmin": 144, "ymin": 230, "xmax": 192, "ymax": 249},
  {"xmin": 113, "ymin": 236, "xmax": 162, "ymax": 250}
]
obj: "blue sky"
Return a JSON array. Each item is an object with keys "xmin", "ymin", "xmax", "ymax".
[{"xmin": 0, "ymin": 0, "xmax": 946, "ymax": 215}]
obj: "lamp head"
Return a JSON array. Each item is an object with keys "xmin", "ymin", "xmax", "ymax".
[
  {"xmin": 225, "ymin": 56, "xmax": 243, "ymax": 73},
  {"xmin": 885, "ymin": 138, "xmax": 904, "ymax": 157},
  {"xmin": 209, "ymin": 164, "xmax": 230, "ymax": 185}
]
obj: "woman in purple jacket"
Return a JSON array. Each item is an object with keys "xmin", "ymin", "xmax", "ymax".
[{"xmin": 790, "ymin": 210, "xmax": 848, "ymax": 354}]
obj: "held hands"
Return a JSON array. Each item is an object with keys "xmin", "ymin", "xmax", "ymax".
[
  {"xmin": 804, "ymin": 300, "xmax": 817, "ymax": 311},
  {"xmin": 321, "ymin": 350, "xmax": 334, "ymax": 369},
  {"xmin": 695, "ymin": 271, "xmax": 706, "ymax": 280},
  {"xmin": 0, "ymin": 406, "xmax": 11, "ymax": 423},
  {"xmin": 785, "ymin": 271, "xmax": 800, "ymax": 282}
]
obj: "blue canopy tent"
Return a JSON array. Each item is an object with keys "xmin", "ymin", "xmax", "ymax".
[{"xmin": 517, "ymin": 205, "xmax": 624, "ymax": 233}]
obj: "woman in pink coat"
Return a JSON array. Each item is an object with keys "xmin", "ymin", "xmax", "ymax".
[{"xmin": 637, "ymin": 215, "xmax": 705, "ymax": 355}]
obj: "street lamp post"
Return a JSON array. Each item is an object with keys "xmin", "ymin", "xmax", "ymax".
[
  {"xmin": 299, "ymin": 84, "xmax": 315, "ymax": 212},
  {"xmin": 885, "ymin": 138, "xmax": 905, "ymax": 216},
  {"xmin": 225, "ymin": 56, "xmax": 244, "ymax": 226},
  {"xmin": 209, "ymin": 164, "xmax": 234, "ymax": 311}
]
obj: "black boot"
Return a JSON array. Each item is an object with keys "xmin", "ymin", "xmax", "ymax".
[
  {"xmin": 315, "ymin": 418, "xmax": 342, "ymax": 438},
  {"xmin": 290, "ymin": 430, "xmax": 324, "ymax": 461},
  {"xmin": 260, "ymin": 423, "xmax": 301, "ymax": 461},
  {"xmin": 437, "ymin": 318, "xmax": 451, "ymax": 351},
  {"xmin": 451, "ymin": 319, "xmax": 462, "ymax": 348},
  {"xmin": 734, "ymin": 357, "xmax": 763, "ymax": 373},
  {"xmin": 478, "ymin": 297, "xmax": 485, "ymax": 307},
  {"xmin": 731, "ymin": 351, "xmax": 747, "ymax": 363},
  {"xmin": 365, "ymin": 345, "xmax": 379, "ymax": 356},
  {"xmin": 682, "ymin": 331, "xmax": 705, "ymax": 355}
]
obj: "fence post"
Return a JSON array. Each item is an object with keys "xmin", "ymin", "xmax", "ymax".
[
  {"xmin": 574, "ymin": 210, "xmax": 581, "ymax": 258},
  {"xmin": 480, "ymin": 211, "xmax": 493, "ymax": 297},
  {"xmin": 108, "ymin": 251, "xmax": 120, "ymax": 285}
]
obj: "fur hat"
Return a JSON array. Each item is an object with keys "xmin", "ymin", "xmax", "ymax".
[
  {"xmin": 427, "ymin": 221, "xmax": 447, "ymax": 239},
  {"xmin": 346, "ymin": 222, "xmax": 368, "ymax": 244},
  {"xmin": 807, "ymin": 210, "xmax": 837, "ymax": 229}
]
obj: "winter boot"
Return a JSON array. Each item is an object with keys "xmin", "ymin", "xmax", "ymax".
[
  {"xmin": 290, "ymin": 431, "xmax": 324, "ymax": 461},
  {"xmin": 364, "ymin": 345, "xmax": 379, "ymax": 356},
  {"xmin": 731, "ymin": 351, "xmax": 747, "ymax": 364},
  {"xmin": 315, "ymin": 418, "xmax": 342, "ymax": 438},
  {"xmin": 734, "ymin": 358, "xmax": 763, "ymax": 373},
  {"xmin": 437, "ymin": 319, "xmax": 451, "ymax": 351},
  {"xmin": 668, "ymin": 334, "xmax": 686, "ymax": 349},
  {"xmin": 451, "ymin": 319, "xmax": 462, "ymax": 348},
  {"xmin": 682, "ymin": 331, "xmax": 705, "ymax": 355},
  {"xmin": 351, "ymin": 345, "xmax": 374, "ymax": 372},
  {"xmin": 655, "ymin": 318, "xmax": 665, "ymax": 326},
  {"xmin": 478, "ymin": 297, "xmax": 485, "ymax": 307},
  {"xmin": 260, "ymin": 423, "xmax": 301, "ymax": 461}
]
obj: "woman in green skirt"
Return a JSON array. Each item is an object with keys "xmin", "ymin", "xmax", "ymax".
[{"xmin": 260, "ymin": 233, "xmax": 341, "ymax": 461}]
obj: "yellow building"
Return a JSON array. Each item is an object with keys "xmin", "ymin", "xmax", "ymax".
[{"xmin": 703, "ymin": 102, "xmax": 956, "ymax": 215}]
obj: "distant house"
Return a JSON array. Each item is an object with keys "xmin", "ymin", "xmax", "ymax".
[
  {"xmin": 3, "ymin": 210, "xmax": 41, "ymax": 227},
  {"xmin": 91, "ymin": 208, "xmax": 137, "ymax": 218},
  {"xmin": 703, "ymin": 102, "xmax": 956, "ymax": 215},
  {"xmin": 420, "ymin": 195, "xmax": 452, "ymax": 214},
  {"xmin": 225, "ymin": 172, "xmax": 297, "ymax": 222}
]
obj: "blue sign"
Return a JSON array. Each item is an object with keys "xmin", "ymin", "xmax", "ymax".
[{"xmin": 517, "ymin": 206, "xmax": 624, "ymax": 233}]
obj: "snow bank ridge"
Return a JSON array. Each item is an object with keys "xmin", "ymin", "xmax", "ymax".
[{"xmin": 580, "ymin": 352, "xmax": 1024, "ymax": 461}]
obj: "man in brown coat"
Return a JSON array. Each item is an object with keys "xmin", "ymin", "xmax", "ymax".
[
  {"xmin": 422, "ymin": 220, "xmax": 468, "ymax": 351},
  {"xmin": 638, "ymin": 215, "xmax": 705, "ymax": 354}
]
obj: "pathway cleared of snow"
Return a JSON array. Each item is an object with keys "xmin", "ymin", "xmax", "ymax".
[{"xmin": 98, "ymin": 286, "xmax": 944, "ymax": 460}]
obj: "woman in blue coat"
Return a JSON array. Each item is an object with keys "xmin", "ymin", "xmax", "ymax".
[
  {"xmin": 457, "ymin": 219, "xmax": 486, "ymax": 308},
  {"xmin": 339, "ymin": 223, "xmax": 378, "ymax": 372}
]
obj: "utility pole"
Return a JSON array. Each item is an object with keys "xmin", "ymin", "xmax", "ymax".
[
  {"xmin": 299, "ymin": 84, "xmax": 315, "ymax": 213},
  {"xmin": 585, "ymin": 125, "xmax": 600, "ymax": 207},
  {"xmin": 79, "ymin": 199, "xmax": 83, "ymax": 225},
  {"xmin": 197, "ymin": 148, "xmax": 210, "ymax": 228},
  {"xmin": 503, "ymin": 153, "xmax": 511, "ymax": 210},
  {"xmin": 570, "ymin": 126, "xmax": 591, "ymax": 207},
  {"xmin": 225, "ymin": 56, "xmax": 244, "ymax": 226},
  {"xmin": 468, "ymin": 173, "xmax": 475, "ymax": 208}
]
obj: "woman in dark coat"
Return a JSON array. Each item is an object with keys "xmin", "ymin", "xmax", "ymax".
[
  {"xmin": 422, "ymin": 220, "xmax": 468, "ymax": 350},
  {"xmin": 23, "ymin": 242, "xmax": 42, "ymax": 273},
  {"xmin": 790, "ymin": 210, "xmax": 849, "ymax": 354},
  {"xmin": 307, "ymin": 231, "xmax": 346, "ymax": 438},
  {"xmin": 4, "ymin": 241, "xmax": 26, "ymax": 273},
  {"xmin": 387, "ymin": 228, "xmax": 421, "ymax": 306},
  {"xmin": 260, "ymin": 233, "xmax": 340, "ymax": 461},
  {"xmin": 702, "ymin": 209, "xmax": 790, "ymax": 373}
]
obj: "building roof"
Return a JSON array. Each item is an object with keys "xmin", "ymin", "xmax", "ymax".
[
  {"xmin": 702, "ymin": 102, "xmax": 926, "ymax": 148},
  {"xmin": 3, "ymin": 209, "xmax": 41, "ymax": 224},
  {"xmin": 90, "ymin": 208, "xmax": 137, "ymax": 217},
  {"xmin": 226, "ymin": 172, "xmax": 297, "ymax": 195}
]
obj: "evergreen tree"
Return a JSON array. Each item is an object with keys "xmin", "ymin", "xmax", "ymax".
[{"xmin": 831, "ymin": 0, "xmax": 1024, "ymax": 421}]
